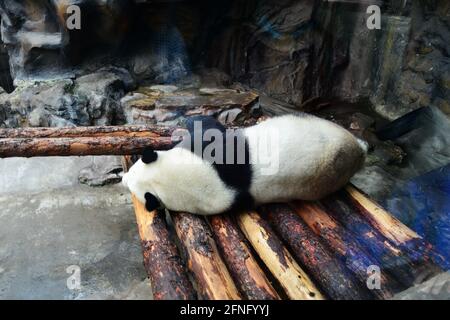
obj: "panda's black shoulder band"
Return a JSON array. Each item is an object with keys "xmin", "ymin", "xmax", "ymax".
[{"xmin": 142, "ymin": 147, "xmax": 158, "ymax": 164}]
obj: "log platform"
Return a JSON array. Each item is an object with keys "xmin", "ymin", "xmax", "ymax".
[
  {"xmin": 1, "ymin": 125, "xmax": 444, "ymax": 299},
  {"xmin": 121, "ymin": 158, "xmax": 444, "ymax": 300}
]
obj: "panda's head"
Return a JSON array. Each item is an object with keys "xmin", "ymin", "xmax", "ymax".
[{"xmin": 122, "ymin": 147, "xmax": 162, "ymax": 212}]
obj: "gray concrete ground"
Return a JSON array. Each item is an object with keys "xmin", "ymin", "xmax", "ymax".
[
  {"xmin": 0, "ymin": 157, "xmax": 152, "ymax": 300},
  {"xmin": 393, "ymin": 272, "xmax": 450, "ymax": 300}
]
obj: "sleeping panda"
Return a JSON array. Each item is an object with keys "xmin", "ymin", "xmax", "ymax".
[{"xmin": 122, "ymin": 114, "xmax": 367, "ymax": 216}]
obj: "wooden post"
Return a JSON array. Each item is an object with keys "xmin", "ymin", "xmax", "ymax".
[
  {"xmin": 123, "ymin": 157, "xmax": 196, "ymax": 300},
  {"xmin": 208, "ymin": 214, "xmax": 280, "ymax": 300},
  {"xmin": 261, "ymin": 204, "xmax": 373, "ymax": 300},
  {"xmin": 292, "ymin": 201, "xmax": 402, "ymax": 299},
  {"xmin": 236, "ymin": 211, "xmax": 324, "ymax": 300},
  {"xmin": 171, "ymin": 212, "xmax": 242, "ymax": 300}
]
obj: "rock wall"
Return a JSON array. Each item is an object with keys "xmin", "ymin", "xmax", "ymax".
[
  {"xmin": 203, "ymin": 0, "xmax": 449, "ymax": 118},
  {"xmin": 0, "ymin": 0, "xmax": 448, "ymax": 121}
]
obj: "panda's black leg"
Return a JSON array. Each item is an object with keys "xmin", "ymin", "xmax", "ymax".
[{"xmin": 144, "ymin": 192, "xmax": 160, "ymax": 212}]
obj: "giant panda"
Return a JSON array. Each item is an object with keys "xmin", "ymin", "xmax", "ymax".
[{"xmin": 122, "ymin": 114, "xmax": 367, "ymax": 216}]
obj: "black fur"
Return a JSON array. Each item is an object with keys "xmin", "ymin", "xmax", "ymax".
[
  {"xmin": 183, "ymin": 116, "xmax": 254, "ymax": 211},
  {"xmin": 145, "ymin": 192, "xmax": 160, "ymax": 212},
  {"xmin": 142, "ymin": 147, "xmax": 158, "ymax": 164}
]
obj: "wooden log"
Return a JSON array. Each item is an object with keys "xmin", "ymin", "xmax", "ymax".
[
  {"xmin": 171, "ymin": 212, "xmax": 242, "ymax": 300},
  {"xmin": 131, "ymin": 196, "xmax": 197, "ymax": 300},
  {"xmin": 236, "ymin": 211, "xmax": 324, "ymax": 300},
  {"xmin": 208, "ymin": 214, "xmax": 280, "ymax": 300},
  {"xmin": 261, "ymin": 204, "xmax": 373, "ymax": 300},
  {"xmin": 0, "ymin": 135, "xmax": 176, "ymax": 158},
  {"xmin": 0, "ymin": 125, "xmax": 176, "ymax": 139},
  {"xmin": 123, "ymin": 157, "xmax": 196, "ymax": 300},
  {"xmin": 291, "ymin": 201, "xmax": 402, "ymax": 299},
  {"xmin": 344, "ymin": 185, "xmax": 445, "ymax": 275},
  {"xmin": 321, "ymin": 192, "xmax": 442, "ymax": 286}
]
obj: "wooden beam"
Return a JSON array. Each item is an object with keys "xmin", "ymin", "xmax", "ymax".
[
  {"xmin": 208, "ymin": 214, "xmax": 280, "ymax": 300},
  {"xmin": 171, "ymin": 212, "xmax": 242, "ymax": 300},
  {"xmin": 344, "ymin": 185, "xmax": 445, "ymax": 277},
  {"xmin": 291, "ymin": 201, "xmax": 402, "ymax": 299},
  {"xmin": 236, "ymin": 211, "xmax": 324, "ymax": 300},
  {"xmin": 122, "ymin": 156, "xmax": 196, "ymax": 300},
  {"xmin": 261, "ymin": 204, "xmax": 373, "ymax": 300},
  {"xmin": 321, "ymin": 192, "xmax": 442, "ymax": 286},
  {"xmin": 0, "ymin": 125, "xmax": 176, "ymax": 139},
  {"xmin": 0, "ymin": 136, "xmax": 176, "ymax": 158}
]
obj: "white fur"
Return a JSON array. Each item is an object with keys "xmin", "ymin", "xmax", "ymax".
[
  {"xmin": 123, "ymin": 115, "xmax": 366, "ymax": 215},
  {"xmin": 123, "ymin": 147, "xmax": 236, "ymax": 215},
  {"xmin": 244, "ymin": 114, "xmax": 366, "ymax": 203}
]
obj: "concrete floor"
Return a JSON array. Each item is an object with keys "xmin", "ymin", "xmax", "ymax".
[{"xmin": 0, "ymin": 157, "xmax": 152, "ymax": 300}]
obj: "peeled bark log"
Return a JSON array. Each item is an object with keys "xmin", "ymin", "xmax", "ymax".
[
  {"xmin": 292, "ymin": 201, "xmax": 402, "ymax": 299},
  {"xmin": 171, "ymin": 212, "xmax": 242, "ymax": 300},
  {"xmin": 208, "ymin": 214, "xmax": 280, "ymax": 300},
  {"xmin": 123, "ymin": 157, "xmax": 196, "ymax": 300},
  {"xmin": 236, "ymin": 211, "xmax": 324, "ymax": 300},
  {"xmin": 261, "ymin": 204, "xmax": 373, "ymax": 300},
  {"xmin": 321, "ymin": 192, "xmax": 442, "ymax": 286},
  {"xmin": 344, "ymin": 185, "xmax": 444, "ymax": 277},
  {"xmin": 0, "ymin": 136, "xmax": 176, "ymax": 158},
  {"xmin": 0, "ymin": 125, "xmax": 176, "ymax": 139}
]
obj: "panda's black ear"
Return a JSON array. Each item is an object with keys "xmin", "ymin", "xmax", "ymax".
[
  {"xmin": 142, "ymin": 147, "xmax": 158, "ymax": 164},
  {"xmin": 145, "ymin": 192, "xmax": 160, "ymax": 212}
]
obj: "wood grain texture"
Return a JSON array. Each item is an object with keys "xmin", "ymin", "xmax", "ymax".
[
  {"xmin": 0, "ymin": 125, "xmax": 176, "ymax": 139},
  {"xmin": 131, "ymin": 196, "xmax": 197, "ymax": 300},
  {"xmin": 261, "ymin": 204, "xmax": 373, "ymax": 300},
  {"xmin": 171, "ymin": 212, "xmax": 242, "ymax": 300},
  {"xmin": 237, "ymin": 211, "xmax": 324, "ymax": 300},
  {"xmin": 208, "ymin": 214, "xmax": 280, "ymax": 300},
  {"xmin": 123, "ymin": 156, "xmax": 195, "ymax": 300},
  {"xmin": 344, "ymin": 185, "xmax": 444, "ymax": 279},
  {"xmin": 321, "ymin": 192, "xmax": 442, "ymax": 286},
  {"xmin": 292, "ymin": 201, "xmax": 401, "ymax": 299},
  {"xmin": 0, "ymin": 135, "xmax": 176, "ymax": 157}
]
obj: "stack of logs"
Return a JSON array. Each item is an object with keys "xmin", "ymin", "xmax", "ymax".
[{"xmin": 0, "ymin": 125, "xmax": 443, "ymax": 300}]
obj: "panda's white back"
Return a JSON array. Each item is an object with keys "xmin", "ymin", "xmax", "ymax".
[{"xmin": 244, "ymin": 114, "xmax": 366, "ymax": 203}]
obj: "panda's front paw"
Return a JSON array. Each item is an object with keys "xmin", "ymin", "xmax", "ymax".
[{"xmin": 144, "ymin": 192, "xmax": 161, "ymax": 212}]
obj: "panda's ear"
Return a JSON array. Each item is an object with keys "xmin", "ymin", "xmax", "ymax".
[
  {"xmin": 145, "ymin": 192, "xmax": 160, "ymax": 212},
  {"xmin": 142, "ymin": 147, "xmax": 158, "ymax": 164}
]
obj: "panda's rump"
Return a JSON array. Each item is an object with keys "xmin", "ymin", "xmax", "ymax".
[{"xmin": 245, "ymin": 115, "xmax": 366, "ymax": 202}]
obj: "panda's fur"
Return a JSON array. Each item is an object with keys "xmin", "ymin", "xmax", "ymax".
[{"xmin": 122, "ymin": 114, "xmax": 367, "ymax": 216}]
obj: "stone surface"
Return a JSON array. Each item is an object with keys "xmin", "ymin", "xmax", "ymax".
[
  {"xmin": 78, "ymin": 156, "xmax": 124, "ymax": 187},
  {"xmin": 393, "ymin": 272, "xmax": 450, "ymax": 300},
  {"xmin": 0, "ymin": 69, "xmax": 133, "ymax": 128},
  {"xmin": 0, "ymin": 156, "xmax": 152, "ymax": 300},
  {"xmin": 121, "ymin": 86, "xmax": 260, "ymax": 126}
]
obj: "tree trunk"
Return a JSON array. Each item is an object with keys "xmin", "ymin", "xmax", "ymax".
[
  {"xmin": 261, "ymin": 204, "xmax": 373, "ymax": 300},
  {"xmin": 0, "ymin": 125, "xmax": 176, "ymax": 139},
  {"xmin": 344, "ymin": 186, "xmax": 444, "ymax": 278},
  {"xmin": 208, "ymin": 214, "xmax": 280, "ymax": 300},
  {"xmin": 171, "ymin": 212, "xmax": 242, "ymax": 300},
  {"xmin": 236, "ymin": 211, "xmax": 324, "ymax": 300},
  {"xmin": 123, "ymin": 156, "xmax": 196, "ymax": 300},
  {"xmin": 0, "ymin": 136, "xmax": 176, "ymax": 157},
  {"xmin": 291, "ymin": 201, "xmax": 402, "ymax": 299}
]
